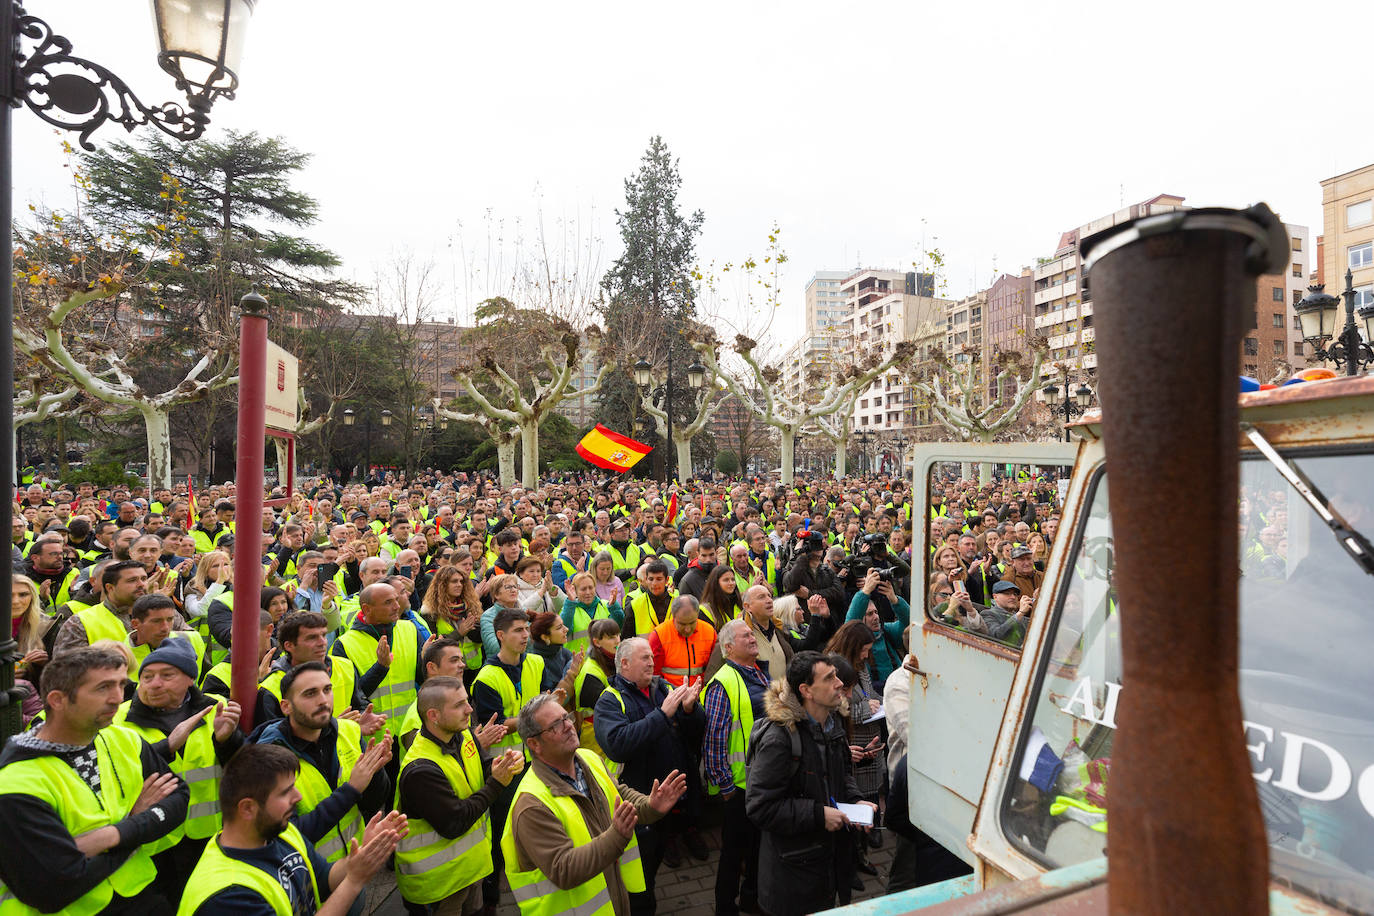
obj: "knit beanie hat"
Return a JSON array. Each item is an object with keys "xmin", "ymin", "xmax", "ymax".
[{"xmin": 141, "ymin": 635, "xmax": 199, "ymax": 679}]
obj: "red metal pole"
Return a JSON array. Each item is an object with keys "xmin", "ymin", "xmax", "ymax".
[
  {"xmin": 286, "ymin": 435, "xmax": 295, "ymax": 497},
  {"xmin": 232, "ymin": 292, "xmax": 269, "ymax": 731}
]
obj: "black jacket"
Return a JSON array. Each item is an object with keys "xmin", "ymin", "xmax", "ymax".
[
  {"xmin": 593, "ymin": 673, "xmax": 705, "ymax": 804},
  {"xmin": 0, "ymin": 728, "xmax": 189, "ymax": 913},
  {"xmin": 781, "ymin": 557, "xmax": 848, "ymax": 620},
  {"xmin": 676, "ymin": 560, "xmax": 715, "ymax": 599},
  {"xmin": 746, "ymin": 680, "xmax": 861, "ymax": 916}
]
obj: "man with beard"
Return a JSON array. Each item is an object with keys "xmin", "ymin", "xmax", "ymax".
[
  {"xmin": 0, "ymin": 646, "xmax": 188, "ymax": 914},
  {"xmin": 249, "ymin": 662, "xmax": 395, "ymax": 865},
  {"xmin": 178, "ymin": 743, "xmax": 406, "ymax": 915}
]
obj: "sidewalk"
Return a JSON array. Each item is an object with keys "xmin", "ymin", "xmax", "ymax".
[{"xmin": 367, "ymin": 809, "xmax": 898, "ymax": 915}]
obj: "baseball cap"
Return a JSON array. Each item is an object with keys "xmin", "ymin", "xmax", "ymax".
[
  {"xmin": 1009, "ymin": 545, "xmax": 1033, "ymax": 559},
  {"xmin": 991, "ymin": 580, "xmax": 1021, "ymax": 595}
]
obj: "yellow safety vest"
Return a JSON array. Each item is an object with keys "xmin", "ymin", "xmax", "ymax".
[
  {"xmin": 628, "ymin": 589, "xmax": 676, "ymax": 637},
  {"xmin": 435, "ymin": 617, "xmax": 484, "ymax": 670},
  {"xmin": 394, "ymin": 731, "xmax": 493, "ymax": 904},
  {"xmin": 74, "ymin": 603, "xmax": 130, "ymax": 645},
  {"xmin": 0, "ymin": 727, "xmax": 156, "ymax": 916},
  {"xmin": 564, "ymin": 599, "xmax": 611, "ymax": 656},
  {"xmin": 290, "ymin": 716, "xmax": 365, "ymax": 863},
  {"xmin": 112, "ymin": 697, "xmax": 221, "ymax": 844},
  {"xmin": 703, "ymin": 664, "xmax": 755, "ymax": 795},
  {"xmin": 571, "ymin": 657, "xmax": 620, "ymax": 779},
  {"xmin": 176, "ymin": 822, "xmax": 321, "ymax": 916},
  {"xmin": 200, "ymin": 590, "xmax": 233, "ymax": 667},
  {"xmin": 500, "ymin": 749, "xmax": 644, "ymax": 916},
  {"xmin": 472, "ymin": 655, "xmax": 545, "ymax": 755},
  {"xmin": 337, "ymin": 620, "xmax": 420, "ymax": 721}
]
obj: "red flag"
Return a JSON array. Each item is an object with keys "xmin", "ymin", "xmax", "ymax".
[
  {"xmin": 665, "ymin": 492, "xmax": 679, "ymax": 525},
  {"xmin": 575, "ymin": 425, "xmax": 651, "ymax": 472},
  {"xmin": 186, "ymin": 476, "xmax": 197, "ymax": 530}
]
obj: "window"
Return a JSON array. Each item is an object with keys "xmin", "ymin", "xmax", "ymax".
[
  {"xmin": 1293, "ymin": 290, "xmax": 1304, "ymax": 307},
  {"xmin": 1356, "ymin": 284, "xmax": 1373, "ymax": 309},
  {"xmin": 1272, "ymin": 339, "xmax": 1285, "ymax": 356},
  {"xmin": 1250, "ymin": 309, "xmax": 1259, "ymax": 329},
  {"xmin": 1272, "ymin": 313, "xmax": 1284, "ymax": 328},
  {"xmin": 1291, "ymin": 237, "xmax": 1302, "ymax": 251},
  {"xmin": 1292, "ymin": 264, "xmax": 1303, "ymax": 278},
  {"xmin": 1272, "ymin": 286, "xmax": 1284, "ymax": 301},
  {"xmin": 1244, "ymin": 362, "xmax": 1258, "ymax": 375},
  {"xmin": 1001, "ymin": 453, "xmax": 1374, "ymax": 910},
  {"xmin": 1293, "ymin": 340, "xmax": 1303, "ymax": 356},
  {"xmin": 1244, "ymin": 338, "xmax": 1258, "ymax": 355},
  {"xmin": 1350, "ymin": 241, "xmax": 1373, "ymax": 270},
  {"xmin": 1348, "ymin": 199, "xmax": 1373, "ymax": 228}
]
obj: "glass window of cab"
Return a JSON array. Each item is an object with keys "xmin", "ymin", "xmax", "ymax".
[
  {"xmin": 923, "ymin": 463, "xmax": 1070, "ymax": 649},
  {"xmin": 1002, "ymin": 451, "xmax": 1374, "ymax": 915}
]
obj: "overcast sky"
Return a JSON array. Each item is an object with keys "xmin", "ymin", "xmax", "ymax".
[{"xmin": 15, "ymin": 1, "xmax": 1373, "ymax": 347}]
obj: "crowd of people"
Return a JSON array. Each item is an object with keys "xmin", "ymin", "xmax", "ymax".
[{"xmin": 3, "ymin": 466, "xmax": 1064, "ymax": 916}]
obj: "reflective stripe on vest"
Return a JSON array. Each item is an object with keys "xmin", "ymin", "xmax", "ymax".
[
  {"xmin": 337, "ymin": 621, "xmax": 420, "ymax": 720},
  {"xmin": 112, "ymin": 699, "xmax": 223, "ymax": 843},
  {"xmin": 704, "ymin": 664, "xmax": 755, "ymax": 795},
  {"xmin": 500, "ymin": 749, "xmax": 644, "ymax": 916},
  {"xmin": 629, "ymin": 590, "xmax": 675, "ymax": 636},
  {"xmin": 177, "ymin": 822, "xmax": 320, "ymax": 916},
  {"xmin": 652, "ymin": 617, "xmax": 715, "ymax": 687},
  {"xmin": 394, "ymin": 731, "xmax": 493, "ymax": 904},
  {"xmin": 472, "ymin": 655, "xmax": 545, "ymax": 755},
  {"xmin": 0, "ymin": 727, "xmax": 156, "ymax": 915},
  {"xmin": 292, "ymin": 717, "xmax": 365, "ymax": 863}
]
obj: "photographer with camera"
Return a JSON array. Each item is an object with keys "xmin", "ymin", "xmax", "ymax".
[
  {"xmin": 781, "ymin": 531, "xmax": 847, "ymax": 620},
  {"xmin": 845, "ymin": 568, "xmax": 910, "ymax": 690},
  {"xmin": 841, "ymin": 533, "xmax": 911, "ymax": 624}
]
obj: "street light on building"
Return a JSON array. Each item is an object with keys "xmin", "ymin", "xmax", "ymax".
[
  {"xmin": 1040, "ymin": 370, "xmax": 1093, "ymax": 443},
  {"xmin": 1, "ymin": 0, "xmax": 258, "ymax": 741},
  {"xmin": 1295, "ymin": 271, "xmax": 1374, "ymax": 377},
  {"xmin": 633, "ymin": 353, "xmax": 706, "ymax": 482}
]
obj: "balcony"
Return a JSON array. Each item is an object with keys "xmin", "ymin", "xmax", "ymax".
[{"xmin": 1033, "ymin": 284, "xmax": 1065, "ymax": 306}]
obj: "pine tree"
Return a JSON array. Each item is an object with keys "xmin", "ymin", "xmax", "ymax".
[{"xmin": 597, "ymin": 136, "xmax": 704, "ymax": 472}]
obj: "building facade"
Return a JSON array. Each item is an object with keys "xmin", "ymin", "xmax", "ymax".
[
  {"xmin": 1319, "ymin": 164, "xmax": 1374, "ymax": 326},
  {"xmin": 841, "ymin": 269, "xmax": 947, "ymax": 433}
]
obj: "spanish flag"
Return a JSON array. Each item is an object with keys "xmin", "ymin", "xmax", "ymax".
[{"xmin": 576, "ymin": 424, "xmax": 651, "ymax": 472}]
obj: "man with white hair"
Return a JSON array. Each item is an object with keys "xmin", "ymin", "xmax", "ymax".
[
  {"xmin": 702, "ymin": 618, "xmax": 771, "ymax": 915},
  {"xmin": 594, "ymin": 637, "xmax": 706, "ymax": 910}
]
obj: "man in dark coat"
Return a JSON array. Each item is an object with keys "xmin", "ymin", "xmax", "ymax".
[{"xmin": 745, "ymin": 651, "xmax": 875, "ymax": 916}]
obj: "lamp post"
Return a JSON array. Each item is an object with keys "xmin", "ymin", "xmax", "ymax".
[
  {"xmin": 633, "ymin": 350, "xmax": 706, "ymax": 483},
  {"xmin": 1295, "ymin": 271, "xmax": 1374, "ymax": 377},
  {"xmin": 891, "ymin": 435, "xmax": 910, "ymax": 478},
  {"xmin": 0, "ymin": 0, "xmax": 256, "ymax": 742},
  {"xmin": 1040, "ymin": 369, "xmax": 1094, "ymax": 442},
  {"xmin": 855, "ymin": 429, "xmax": 874, "ymax": 476}
]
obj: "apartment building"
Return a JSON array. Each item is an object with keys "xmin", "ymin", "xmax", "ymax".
[
  {"xmin": 1032, "ymin": 194, "xmax": 1188, "ymax": 373},
  {"xmin": 1319, "ymin": 164, "xmax": 1374, "ymax": 341},
  {"xmin": 1283, "ymin": 223, "xmax": 1310, "ymax": 371},
  {"xmin": 842, "ymin": 269, "xmax": 947, "ymax": 433},
  {"xmin": 780, "ymin": 270, "xmax": 852, "ymax": 406}
]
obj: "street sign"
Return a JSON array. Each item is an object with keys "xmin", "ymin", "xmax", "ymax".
[{"xmin": 264, "ymin": 339, "xmax": 298, "ymax": 432}]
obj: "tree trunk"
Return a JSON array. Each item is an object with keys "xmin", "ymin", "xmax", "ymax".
[
  {"xmin": 56, "ymin": 418, "xmax": 68, "ymax": 476},
  {"xmin": 674, "ymin": 436, "xmax": 693, "ymax": 480},
  {"xmin": 497, "ymin": 437, "xmax": 519, "ymax": 489},
  {"xmin": 833, "ymin": 441, "xmax": 848, "ymax": 479},
  {"xmin": 274, "ymin": 438, "xmax": 294, "ymax": 492},
  {"xmin": 519, "ymin": 420, "xmax": 540, "ymax": 488},
  {"xmin": 779, "ymin": 426, "xmax": 798, "ymax": 486},
  {"xmin": 142, "ymin": 406, "xmax": 173, "ymax": 491}
]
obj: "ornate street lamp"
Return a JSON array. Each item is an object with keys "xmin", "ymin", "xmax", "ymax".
[
  {"xmin": 0, "ymin": 0, "xmax": 257, "ymax": 741},
  {"xmin": 342, "ymin": 408, "xmax": 355, "ymax": 427},
  {"xmin": 1041, "ymin": 371, "xmax": 1094, "ymax": 442},
  {"xmin": 1296, "ymin": 271, "xmax": 1374, "ymax": 376},
  {"xmin": 381, "ymin": 409, "xmax": 393, "ymax": 426},
  {"xmin": 634, "ymin": 351, "xmax": 706, "ymax": 483}
]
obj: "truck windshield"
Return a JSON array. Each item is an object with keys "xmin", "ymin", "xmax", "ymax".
[{"xmin": 1002, "ymin": 450, "xmax": 1374, "ymax": 914}]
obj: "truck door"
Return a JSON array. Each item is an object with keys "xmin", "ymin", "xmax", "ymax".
[{"xmin": 907, "ymin": 443, "xmax": 1077, "ymax": 865}]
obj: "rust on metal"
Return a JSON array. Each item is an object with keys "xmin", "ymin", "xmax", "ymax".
[
  {"xmin": 920, "ymin": 619, "xmax": 1022, "ymax": 663},
  {"xmin": 1081, "ymin": 207, "xmax": 1275, "ymax": 915}
]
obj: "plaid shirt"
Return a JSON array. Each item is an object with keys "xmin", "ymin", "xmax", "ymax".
[{"xmin": 702, "ymin": 660, "xmax": 771, "ymax": 793}]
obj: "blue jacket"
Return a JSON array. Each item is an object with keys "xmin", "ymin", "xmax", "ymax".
[
  {"xmin": 847, "ymin": 591, "xmax": 909, "ymax": 688},
  {"xmin": 593, "ymin": 672, "xmax": 705, "ymax": 798}
]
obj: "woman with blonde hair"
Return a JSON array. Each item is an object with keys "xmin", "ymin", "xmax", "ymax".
[
  {"xmin": 11, "ymin": 574, "xmax": 52, "ymax": 697},
  {"xmin": 185, "ymin": 550, "xmax": 231, "ymax": 620},
  {"xmin": 590, "ymin": 550, "xmax": 625, "ymax": 609}
]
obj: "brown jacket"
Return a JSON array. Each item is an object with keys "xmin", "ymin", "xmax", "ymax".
[
  {"xmin": 1001, "ymin": 565, "xmax": 1044, "ymax": 598},
  {"xmin": 507, "ymin": 752, "xmax": 664, "ymax": 915}
]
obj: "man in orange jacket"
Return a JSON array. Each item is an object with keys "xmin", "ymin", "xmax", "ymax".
[{"xmin": 648, "ymin": 595, "xmax": 716, "ymax": 689}]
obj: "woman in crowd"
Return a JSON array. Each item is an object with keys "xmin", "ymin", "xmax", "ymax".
[
  {"xmin": 184, "ymin": 549, "xmax": 231, "ymax": 620},
  {"xmin": 529, "ymin": 610, "xmax": 579, "ymax": 693},
  {"xmin": 515, "ymin": 555, "xmax": 564, "ymax": 616},
  {"xmin": 11, "ymin": 574, "xmax": 51, "ymax": 721},
  {"xmin": 698, "ymin": 564, "xmax": 743, "ymax": 631},
  {"xmin": 591, "ymin": 549, "xmax": 625, "ymax": 610},
  {"xmin": 1028, "ymin": 531, "xmax": 1050, "ymax": 570}
]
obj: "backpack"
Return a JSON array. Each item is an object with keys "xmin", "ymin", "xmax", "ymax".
[{"xmin": 747, "ymin": 718, "xmax": 805, "ymax": 784}]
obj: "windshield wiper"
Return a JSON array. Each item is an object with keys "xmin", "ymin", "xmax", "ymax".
[{"xmin": 1241, "ymin": 423, "xmax": 1374, "ymax": 577}]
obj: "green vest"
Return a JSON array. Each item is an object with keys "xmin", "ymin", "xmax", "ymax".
[
  {"xmin": 704, "ymin": 664, "xmax": 755, "ymax": 795},
  {"xmin": 0, "ymin": 727, "xmax": 156, "ymax": 916},
  {"xmin": 292, "ymin": 717, "xmax": 365, "ymax": 863},
  {"xmin": 202, "ymin": 661, "xmax": 232, "ymax": 698},
  {"xmin": 74, "ymin": 603, "xmax": 130, "ymax": 645},
  {"xmin": 395, "ymin": 731, "xmax": 493, "ymax": 904},
  {"xmin": 435, "ymin": 617, "xmax": 485, "ymax": 670},
  {"xmin": 472, "ymin": 654, "xmax": 545, "ymax": 754},
  {"xmin": 260, "ymin": 657, "xmax": 356, "ymax": 717},
  {"xmin": 112, "ymin": 697, "xmax": 221, "ymax": 844},
  {"xmin": 337, "ymin": 620, "xmax": 420, "ymax": 721},
  {"xmin": 606, "ymin": 542, "xmax": 642, "ymax": 573},
  {"xmin": 571, "ymin": 657, "xmax": 619, "ymax": 778},
  {"xmin": 500, "ymin": 749, "xmax": 644, "ymax": 916},
  {"xmin": 564, "ymin": 599, "xmax": 611, "ymax": 656},
  {"xmin": 201, "ymin": 591, "xmax": 233, "ymax": 667},
  {"xmin": 176, "ymin": 822, "xmax": 320, "ymax": 916}
]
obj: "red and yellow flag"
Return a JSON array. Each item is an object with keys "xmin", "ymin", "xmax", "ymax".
[
  {"xmin": 665, "ymin": 492, "xmax": 679, "ymax": 524},
  {"xmin": 576, "ymin": 424, "xmax": 651, "ymax": 472},
  {"xmin": 186, "ymin": 476, "xmax": 197, "ymax": 529}
]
